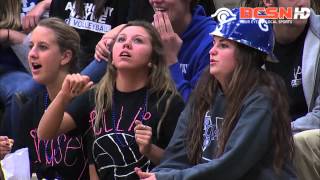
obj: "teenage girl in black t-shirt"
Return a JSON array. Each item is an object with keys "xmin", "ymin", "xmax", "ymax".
[
  {"xmin": 21, "ymin": 17, "xmax": 90, "ymax": 179},
  {"xmin": 37, "ymin": 21, "xmax": 184, "ymax": 179}
]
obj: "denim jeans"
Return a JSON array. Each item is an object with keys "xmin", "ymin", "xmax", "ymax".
[{"xmin": 0, "ymin": 70, "xmax": 32, "ymax": 138}]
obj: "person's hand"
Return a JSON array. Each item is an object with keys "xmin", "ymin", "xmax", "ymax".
[
  {"xmin": 153, "ymin": 11, "xmax": 182, "ymax": 65},
  {"xmin": 0, "ymin": 136, "xmax": 14, "ymax": 159},
  {"xmin": 135, "ymin": 167, "xmax": 157, "ymax": 180},
  {"xmin": 134, "ymin": 121, "xmax": 152, "ymax": 155},
  {"xmin": 59, "ymin": 73, "xmax": 93, "ymax": 100},
  {"xmin": 95, "ymin": 24, "xmax": 126, "ymax": 61},
  {"xmin": 22, "ymin": 0, "xmax": 51, "ymax": 33},
  {"xmin": 95, "ymin": 36, "xmax": 114, "ymax": 62}
]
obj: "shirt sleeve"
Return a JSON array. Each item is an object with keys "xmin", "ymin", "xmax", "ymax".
[
  {"xmin": 80, "ymin": 59, "xmax": 108, "ymax": 84},
  {"xmin": 66, "ymin": 90, "xmax": 94, "ymax": 135},
  {"xmin": 292, "ymin": 90, "xmax": 320, "ymax": 133},
  {"xmin": 155, "ymin": 92, "xmax": 274, "ymax": 180},
  {"xmin": 169, "ymin": 49, "xmax": 210, "ymax": 102}
]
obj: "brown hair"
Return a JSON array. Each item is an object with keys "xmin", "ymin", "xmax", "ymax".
[
  {"xmin": 311, "ymin": 0, "xmax": 320, "ymax": 14},
  {"xmin": 37, "ymin": 17, "xmax": 80, "ymax": 73},
  {"xmin": 0, "ymin": 0, "xmax": 21, "ymax": 29}
]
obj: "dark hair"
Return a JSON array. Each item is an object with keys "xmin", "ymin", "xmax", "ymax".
[
  {"xmin": 197, "ymin": 0, "xmax": 216, "ymax": 15},
  {"xmin": 311, "ymin": 0, "xmax": 320, "ymax": 14},
  {"xmin": 38, "ymin": 17, "xmax": 80, "ymax": 73},
  {"xmin": 190, "ymin": 0, "xmax": 198, "ymax": 12},
  {"xmin": 186, "ymin": 43, "xmax": 294, "ymax": 173}
]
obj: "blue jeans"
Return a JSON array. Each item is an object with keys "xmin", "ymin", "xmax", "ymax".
[{"xmin": 0, "ymin": 70, "xmax": 32, "ymax": 138}]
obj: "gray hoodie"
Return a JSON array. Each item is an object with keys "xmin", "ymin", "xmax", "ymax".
[
  {"xmin": 153, "ymin": 87, "xmax": 296, "ymax": 180},
  {"xmin": 292, "ymin": 10, "xmax": 320, "ymax": 132}
]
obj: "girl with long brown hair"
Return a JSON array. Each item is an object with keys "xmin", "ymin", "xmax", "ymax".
[{"xmin": 136, "ymin": 8, "xmax": 296, "ymax": 180}]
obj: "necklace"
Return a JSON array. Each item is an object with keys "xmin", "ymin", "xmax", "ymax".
[
  {"xmin": 43, "ymin": 92, "xmax": 63, "ymax": 179},
  {"xmin": 112, "ymin": 89, "xmax": 148, "ymax": 147},
  {"xmin": 44, "ymin": 92, "xmax": 49, "ymax": 112},
  {"xmin": 44, "ymin": 92, "xmax": 59, "ymax": 164},
  {"xmin": 43, "ymin": 92, "xmax": 53, "ymax": 161}
]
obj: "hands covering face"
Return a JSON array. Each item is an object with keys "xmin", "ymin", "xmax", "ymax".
[{"xmin": 153, "ymin": 11, "xmax": 182, "ymax": 66}]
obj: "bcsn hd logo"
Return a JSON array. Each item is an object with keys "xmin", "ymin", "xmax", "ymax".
[
  {"xmin": 212, "ymin": 7, "xmax": 310, "ymax": 24},
  {"xmin": 240, "ymin": 7, "xmax": 310, "ymax": 20}
]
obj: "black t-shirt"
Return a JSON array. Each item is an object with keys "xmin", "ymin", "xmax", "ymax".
[
  {"xmin": 265, "ymin": 24, "xmax": 309, "ymax": 120},
  {"xmin": 67, "ymin": 87, "xmax": 185, "ymax": 179},
  {"xmin": 49, "ymin": 0, "xmax": 153, "ymax": 69},
  {"xmin": 13, "ymin": 89, "xmax": 89, "ymax": 180}
]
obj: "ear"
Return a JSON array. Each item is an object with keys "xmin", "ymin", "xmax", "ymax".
[
  {"xmin": 263, "ymin": 0, "xmax": 274, "ymax": 7},
  {"xmin": 60, "ymin": 50, "xmax": 72, "ymax": 66}
]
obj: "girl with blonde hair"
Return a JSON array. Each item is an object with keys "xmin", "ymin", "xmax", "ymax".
[{"xmin": 37, "ymin": 21, "xmax": 184, "ymax": 179}]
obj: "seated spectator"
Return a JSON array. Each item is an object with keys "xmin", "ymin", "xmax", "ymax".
[
  {"xmin": 11, "ymin": 17, "xmax": 90, "ymax": 179},
  {"xmin": 135, "ymin": 8, "xmax": 296, "ymax": 180},
  {"xmin": 37, "ymin": 21, "xmax": 184, "ymax": 179},
  {"xmin": 262, "ymin": 0, "xmax": 320, "ymax": 179}
]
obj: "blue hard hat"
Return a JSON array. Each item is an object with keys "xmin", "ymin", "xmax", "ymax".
[{"xmin": 210, "ymin": 8, "xmax": 275, "ymax": 58}]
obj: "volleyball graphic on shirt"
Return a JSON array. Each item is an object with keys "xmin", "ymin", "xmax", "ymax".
[{"xmin": 92, "ymin": 132, "xmax": 150, "ymax": 178}]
